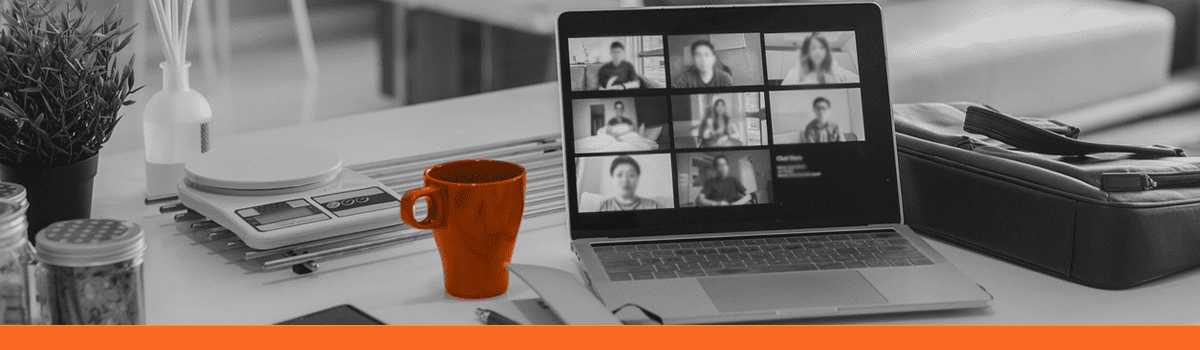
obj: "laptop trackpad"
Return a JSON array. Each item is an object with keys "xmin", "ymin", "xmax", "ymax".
[{"xmin": 698, "ymin": 271, "xmax": 887, "ymax": 313}]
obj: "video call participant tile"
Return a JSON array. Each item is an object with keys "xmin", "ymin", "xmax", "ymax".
[
  {"xmin": 576, "ymin": 154, "xmax": 675, "ymax": 213},
  {"xmin": 671, "ymin": 92, "xmax": 768, "ymax": 149},
  {"xmin": 571, "ymin": 96, "xmax": 671, "ymax": 154},
  {"xmin": 675, "ymin": 150, "xmax": 772, "ymax": 207},
  {"xmin": 666, "ymin": 33, "xmax": 765, "ymax": 88},
  {"xmin": 764, "ymin": 31, "xmax": 861, "ymax": 86},
  {"xmin": 567, "ymin": 36, "xmax": 667, "ymax": 91},
  {"xmin": 769, "ymin": 88, "xmax": 865, "ymax": 144}
]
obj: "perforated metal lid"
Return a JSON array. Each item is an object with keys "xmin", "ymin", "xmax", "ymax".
[
  {"xmin": 184, "ymin": 144, "xmax": 342, "ymax": 190},
  {"xmin": 0, "ymin": 200, "xmax": 27, "ymax": 251},
  {"xmin": 0, "ymin": 182, "xmax": 26, "ymax": 207},
  {"xmin": 36, "ymin": 219, "xmax": 145, "ymax": 267}
]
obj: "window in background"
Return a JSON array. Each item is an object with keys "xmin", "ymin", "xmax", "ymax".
[{"xmin": 639, "ymin": 36, "xmax": 666, "ymax": 87}]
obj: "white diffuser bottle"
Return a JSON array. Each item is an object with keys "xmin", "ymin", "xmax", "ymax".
[{"xmin": 143, "ymin": 61, "xmax": 212, "ymax": 199}]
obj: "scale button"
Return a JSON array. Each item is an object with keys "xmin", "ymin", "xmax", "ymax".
[
  {"xmin": 326, "ymin": 201, "xmax": 341, "ymax": 209},
  {"xmin": 356, "ymin": 196, "xmax": 370, "ymax": 203},
  {"xmin": 341, "ymin": 199, "xmax": 356, "ymax": 206}
]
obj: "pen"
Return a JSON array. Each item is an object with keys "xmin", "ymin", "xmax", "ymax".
[{"xmin": 475, "ymin": 308, "xmax": 522, "ymax": 325}]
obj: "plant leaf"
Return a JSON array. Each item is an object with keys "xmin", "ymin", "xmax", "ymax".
[{"xmin": 0, "ymin": 0, "xmax": 141, "ymax": 166}]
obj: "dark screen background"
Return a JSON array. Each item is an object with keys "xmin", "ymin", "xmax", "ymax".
[{"xmin": 558, "ymin": 4, "xmax": 900, "ymax": 240}]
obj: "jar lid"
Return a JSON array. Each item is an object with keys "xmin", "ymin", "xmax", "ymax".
[
  {"xmin": 0, "ymin": 200, "xmax": 27, "ymax": 251},
  {"xmin": 36, "ymin": 219, "xmax": 145, "ymax": 267},
  {"xmin": 0, "ymin": 182, "xmax": 26, "ymax": 206}
]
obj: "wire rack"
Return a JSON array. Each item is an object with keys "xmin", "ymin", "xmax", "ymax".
[{"xmin": 158, "ymin": 134, "xmax": 565, "ymax": 274}]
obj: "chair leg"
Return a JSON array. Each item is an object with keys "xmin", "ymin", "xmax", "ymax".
[
  {"xmin": 377, "ymin": 0, "xmax": 407, "ymax": 105},
  {"xmin": 133, "ymin": 0, "xmax": 149, "ymax": 85},
  {"xmin": 214, "ymin": 0, "xmax": 232, "ymax": 78},
  {"xmin": 194, "ymin": 0, "xmax": 219, "ymax": 86},
  {"xmin": 481, "ymin": 23, "xmax": 495, "ymax": 92},
  {"xmin": 288, "ymin": 0, "xmax": 318, "ymax": 79},
  {"xmin": 545, "ymin": 38, "xmax": 558, "ymax": 83}
]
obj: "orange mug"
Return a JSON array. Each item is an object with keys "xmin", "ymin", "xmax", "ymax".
[{"xmin": 400, "ymin": 159, "xmax": 526, "ymax": 299}]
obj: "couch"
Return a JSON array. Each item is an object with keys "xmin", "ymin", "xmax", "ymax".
[{"xmin": 647, "ymin": 0, "xmax": 1195, "ymax": 120}]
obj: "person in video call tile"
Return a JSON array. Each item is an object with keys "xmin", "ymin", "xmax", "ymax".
[
  {"xmin": 672, "ymin": 40, "xmax": 734, "ymax": 88},
  {"xmin": 699, "ymin": 99, "xmax": 741, "ymax": 147},
  {"xmin": 604, "ymin": 101, "xmax": 636, "ymax": 137},
  {"xmin": 598, "ymin": 41, "xmax": 641, "ymax": 90},
  {"xmin": 803, "ymin": 97, "xmax": 845, "ymax": 143},
  {"xmin": 697, "ymin": 155, "xmax": 751, "ymax": 206},
  {"xmin": 598, "ymin": 155, "xmax": 663, "ymax": 211},
  {"xmin": 782, "ymin": 33, "xmax": 860, "ymax": 85}
]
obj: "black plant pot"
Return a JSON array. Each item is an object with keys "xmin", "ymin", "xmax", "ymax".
[{"xmin": 0, "ymin": 154, "xmax": 99, "ymax": 243}]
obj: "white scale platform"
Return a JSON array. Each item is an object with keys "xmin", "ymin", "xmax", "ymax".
[{"xmin": 178, "ymin": 144, "xmax": 404, "ymax": 249}]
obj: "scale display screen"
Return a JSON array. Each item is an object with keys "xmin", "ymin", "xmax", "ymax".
[
  {"xmin": 237, "ymin": 199, "xmax": 330, "ymax": 232},
  {"xmin": 256, "ymin": 206, "xmax": 321, "ymax": 225}
]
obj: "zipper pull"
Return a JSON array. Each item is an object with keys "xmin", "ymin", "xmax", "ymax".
[{"xmin": 1100, "ymin": 173, "xmax": 1157, "ymax": 192}]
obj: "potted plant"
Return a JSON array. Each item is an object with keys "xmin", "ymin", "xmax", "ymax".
[{"xmin": 0, "ymin": 0, "xmax": 140, "ymax": 239}]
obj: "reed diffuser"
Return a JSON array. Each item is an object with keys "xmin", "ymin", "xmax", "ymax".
[{"xmin": 143, "ymin": 0, "xmax": 212, "ymax": 200}]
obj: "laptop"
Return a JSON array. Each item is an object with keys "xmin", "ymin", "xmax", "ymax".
[{"xmin": 553, "ymin": 3, "xmax": 991, "ymax": 324}]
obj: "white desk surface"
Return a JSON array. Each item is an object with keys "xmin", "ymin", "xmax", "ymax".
[{"xmin": 92, "ymin": 83, "xmax": 1200, "ymax": 325}]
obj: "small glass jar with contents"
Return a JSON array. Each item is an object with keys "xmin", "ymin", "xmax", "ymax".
[
  {"xmin": 0, "ymin": 199, "xmax": 36, "ymax": 325},
  {"xmin": 35, "ymin": 219, "xmax": 146, "ymax": 325},
  {"xmin": 0, "ymin": 182, "xmax": 28, "ymax": 209}
]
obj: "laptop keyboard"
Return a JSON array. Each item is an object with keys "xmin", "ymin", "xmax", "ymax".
[{"xmin": 593, "ymin": 230, "xmax": 933, "ymax": 282}]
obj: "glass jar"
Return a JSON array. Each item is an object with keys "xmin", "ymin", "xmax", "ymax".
[
  {"xmin": 0, "ymin": 182, "xmax": 28, "ymax": 209},
  {"xmin": 0, "ymin": 199, "xmax": 36, "ymax": 325},
  {"xmin": 35, "ymin": 219, "xmax": 146, "ymax": 325}
]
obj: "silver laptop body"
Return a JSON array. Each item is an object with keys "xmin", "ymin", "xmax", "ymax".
[{"xmin": 555, "ymin": 3, "xmax": 992, "ymax": 324}]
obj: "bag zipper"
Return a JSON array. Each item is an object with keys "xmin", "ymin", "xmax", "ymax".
[{"xmin": 1100, "ymin": 172, "xmax": 1200, "ymax": 192}]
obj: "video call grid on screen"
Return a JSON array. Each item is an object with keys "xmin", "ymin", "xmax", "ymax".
[{"xmin": 557, "ymin": 4, "xmax": 900, "ymax": 238}]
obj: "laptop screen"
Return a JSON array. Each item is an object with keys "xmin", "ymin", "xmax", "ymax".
[{"xmin": 557, "ymin": 4, "xmax": 900, "ymax": 240}]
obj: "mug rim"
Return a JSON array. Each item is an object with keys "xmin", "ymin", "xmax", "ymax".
[{"xmin": 423, "ymin": 159, "xmax": 526, "ymax": 186}]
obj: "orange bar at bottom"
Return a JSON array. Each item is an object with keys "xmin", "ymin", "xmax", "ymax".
[{"xmin": 2, "ymin": 325, "xmax": 1197, "ymax": 349}]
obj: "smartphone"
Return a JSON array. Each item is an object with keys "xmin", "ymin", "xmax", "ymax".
[{"xmin": 276, "ymin": 304, "xmax": 386, "ymax": 325}]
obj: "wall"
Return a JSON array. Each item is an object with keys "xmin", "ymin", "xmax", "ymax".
[
  {"xmin": 568, "ymin": 37, "xmax": 635, "ymax": 65},
  {"xmin": 571, "ymin": 97, "xmax": 639, "ymax": 138},
  {"xmin": 634, "ymin": 97, "xmax": 670, "ymax": 129},
  {"xmin": 766, "ymin": 51, "xmax": 859, "ymax": 80},
  {"xmin": 577, "ymin": 154, "xmax": 675, "ymax": 202},
  {"xmin": 668, "ymin": 33, "xmax": 764, "ymax": 86},
  {"xmin": 769, "ymin": 89, "xmax": 865, "ymax": 141},
  {"xmin": 633, "ymin": 97, "xmax": 671, "ymax": 148}
]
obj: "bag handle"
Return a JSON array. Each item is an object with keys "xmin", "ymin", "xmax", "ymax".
[{"xmin": 963, "ymin": 106, "xmax": 1185, "ymax": 157}]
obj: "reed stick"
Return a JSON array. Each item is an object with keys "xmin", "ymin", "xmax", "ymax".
[{"xmin": 147, "ymin": 0, "xmax": 194, "ymax": 67}]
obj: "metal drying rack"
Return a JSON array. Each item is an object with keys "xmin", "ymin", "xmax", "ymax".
[{"xmin": 155, "ymin": 134, "xmax": 566, "ymax": 274}]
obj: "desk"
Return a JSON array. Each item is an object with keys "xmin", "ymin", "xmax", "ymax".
[{"xmin": 93, "ymin": 83, "xmax": 1200, "ymax": 324}]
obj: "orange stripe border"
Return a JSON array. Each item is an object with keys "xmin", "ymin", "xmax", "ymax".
[{"xmin": 3, "ymin": 325, "xmax": 1198, "ymax": 349}]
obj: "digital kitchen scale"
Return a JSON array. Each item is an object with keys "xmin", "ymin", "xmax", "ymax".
[{"xmin": 178, "ymin": 144, "xmax": 404, "ymax": 249}]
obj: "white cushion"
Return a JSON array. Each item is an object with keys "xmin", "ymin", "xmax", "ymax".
[
  {"xmin": 643, "ymin": 125, "xmax": 664, "ymax": 141},
  {"xmin": 579, "ymin": 192, "xmax": 603, "ymax": 212},
  {"xmin": 884, "ymin": 0, "xmax": 1173, "ymax": 116}
]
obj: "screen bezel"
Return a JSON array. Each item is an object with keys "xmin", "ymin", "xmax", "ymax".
[{"xmin": 556, "ymin": 3, "xmax": 901, "ymax": 241}]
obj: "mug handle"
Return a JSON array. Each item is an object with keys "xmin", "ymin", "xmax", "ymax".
[{"xmin": 401, "ymin": 187, "xmax": 443, "ymax": 230}]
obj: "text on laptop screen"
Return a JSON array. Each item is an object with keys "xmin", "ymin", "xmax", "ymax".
[{"xmin": 558, "ymin": 4, "xmax": 899, "ymax": 239}]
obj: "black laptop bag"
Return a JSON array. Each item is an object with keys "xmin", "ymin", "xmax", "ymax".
[{"xmin": 893, "ymin": 103, "xmax": 1200, "ymax": 289}]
